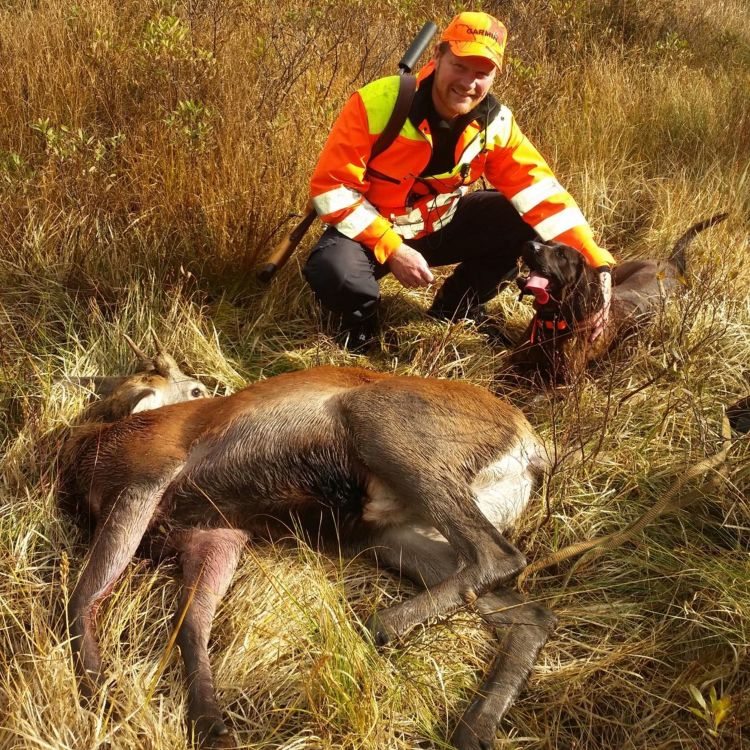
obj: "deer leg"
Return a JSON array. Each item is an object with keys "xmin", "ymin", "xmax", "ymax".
[
  {"xmin": 346, "ymin": 411, "xmax": 526, "ymax": 641},
  {"xmin": 364, "ymin": 527, "xmax": 555, "ymax": 750},
  {"xmin": 363, "ymin": 525, "xmax": 459, "ymax": 586},
  {"xmin": 172, "ymin": 528, "xmax": 247, "ymax": 749},
  {"xmin": 68, "ymin": 475, "xmax": 176, "ymax": 696},
  {"xmin": 450, "ymin": 591, "xmax": 555, "ymax": 750},
  {"xmin": 364, "ymin": 486, "xmax": 526, "ymax": 644}
]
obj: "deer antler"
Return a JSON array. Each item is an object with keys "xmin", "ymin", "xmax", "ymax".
[
  {"xmin": 151, "ymin": 332, "xmax": 183, "ymax": 379},
  {"xmin": 123, "ymin": 333, "xmax": 151, "ymax": 371},
  {"xmin": 153, "ymin": 332, "xmax": 166, "ymax": 356}
]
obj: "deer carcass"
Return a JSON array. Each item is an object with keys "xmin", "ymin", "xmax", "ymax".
[{"xmin": 59, "ymin": 339, "xmax": 555, "ymax": 750}]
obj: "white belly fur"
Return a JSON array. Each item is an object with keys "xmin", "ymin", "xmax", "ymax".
[
  {"xmin": 363, "ymin": 433, "xmax": 546, "ymax": 532},
  {"xmin": 472, "ymin": 433, "xmax": 544, "ymax": 531}
]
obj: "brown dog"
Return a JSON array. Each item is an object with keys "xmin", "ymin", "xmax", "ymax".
[{"xmin": 509, "ymin": 213, "xmax": 728, "ymax": 380}]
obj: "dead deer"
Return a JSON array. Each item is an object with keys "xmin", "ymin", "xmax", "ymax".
[{"xmin": 59, "ymin": 336, "xmax": 556, "ymax": 750}]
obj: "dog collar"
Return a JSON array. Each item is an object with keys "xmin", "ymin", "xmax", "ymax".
[{"xmin": 529, "ymin": 317, "xmax": 569, "ymax": 344}]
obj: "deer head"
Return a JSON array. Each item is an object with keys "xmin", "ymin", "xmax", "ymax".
[{"xmin": 70, "ymin": 334, "xmax": 211, "ymax": 423}]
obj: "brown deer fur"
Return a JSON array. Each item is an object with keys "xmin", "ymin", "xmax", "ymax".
[{"xmin": 60, "ymin": 350, "xmax": 556, "ymax": 750}]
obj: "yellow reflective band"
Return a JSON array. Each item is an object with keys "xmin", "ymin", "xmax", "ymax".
[
  {"xmin": 510, "ymin": 177, "xmax": 565, "ymax": 215},
  {"xmin": 533, "ymin": 206, "xmax": 587, "ymax": 240}
]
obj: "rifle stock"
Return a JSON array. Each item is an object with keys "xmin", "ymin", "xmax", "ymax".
[{"xmin": 256, "ymin": 202, "xmax": 317, "ymax": 283}]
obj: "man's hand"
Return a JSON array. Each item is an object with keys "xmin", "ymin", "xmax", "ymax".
[
  {"xmin": 387, "ymin": 244, "xmax": 434, "ymax": 289},
  {"xmin": 587, "ymin": 269, "xmax": 612, "ymax": 342}
]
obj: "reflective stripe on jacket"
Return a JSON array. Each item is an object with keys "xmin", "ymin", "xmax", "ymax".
[{"xmin": 310, "ymin": 64, "xmax": 615, "ymax": 267}]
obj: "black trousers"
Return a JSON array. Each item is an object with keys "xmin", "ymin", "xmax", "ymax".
[{"xmin": 303, "ymin": 191, "xmax": 537, "ymax": 325}]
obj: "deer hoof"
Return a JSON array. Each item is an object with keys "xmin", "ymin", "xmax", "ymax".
[
  {"xmin": 203, "ymin": 733, "xmax": 237, "ymax": 750},
  {"xmin": 450, "ymin": 714, "xmax": 496, "ymax": 750},
  {"xmin": 194, "ymin": 717, "xmax": 236, "ymax": 749},
  {"xmin": 364, "ymin": 612, "xmax": 397, "ymax": 647}
]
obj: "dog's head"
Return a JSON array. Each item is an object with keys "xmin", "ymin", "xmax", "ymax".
[{"xmin": 517, "ymin": 240, "xmax": 601, "ymax": 323}]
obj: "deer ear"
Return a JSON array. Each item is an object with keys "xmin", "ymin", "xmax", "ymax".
[
  {"xmin": 129, "ymin": 389, "xmax": 160, "ymax": 414},
  {"xmin": 77, "ymin": 383, "xmax": 156, "ymax": 422}
]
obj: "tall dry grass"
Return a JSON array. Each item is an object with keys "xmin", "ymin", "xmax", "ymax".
[{"xmin": 1, "ymin": 0, "xmax": 748, "ymax": 748}]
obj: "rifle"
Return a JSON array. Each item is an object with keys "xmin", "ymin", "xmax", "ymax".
[{"xmin": 256, "ymin": 21, "xmax": 438, "ymax": 284}]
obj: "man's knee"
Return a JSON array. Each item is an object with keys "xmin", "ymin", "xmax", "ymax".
[
  {"xmin": 303, "ymin": 247, "xmax": 348, "ymax": 295},
  {"xmin": 303, "ymin": 231, "xmax": 381, "ymax": 315}
]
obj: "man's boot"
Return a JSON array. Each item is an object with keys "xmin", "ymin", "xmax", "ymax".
[{"xmin": 335, "ymin": 311, "xmax": 378, "ymax": 352}]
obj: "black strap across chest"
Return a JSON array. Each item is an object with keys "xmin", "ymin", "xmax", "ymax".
[{"xmin": 369, "ymin": 74, "xmax": 417, "ymax": 162}]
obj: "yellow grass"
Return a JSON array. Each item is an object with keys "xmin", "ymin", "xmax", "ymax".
[{"xmin": 1, "ymin": 0, "xmax": 748, "ymax": 748}]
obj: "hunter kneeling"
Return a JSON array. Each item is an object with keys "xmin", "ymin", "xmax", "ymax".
[{"xmin": 304, "ymin": 11, "xmax": 615, "ymax": 350}]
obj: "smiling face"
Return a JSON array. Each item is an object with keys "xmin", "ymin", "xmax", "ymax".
[{"xmin": 431, "ymin": 47, "xmax": 496, "ymax": 121}]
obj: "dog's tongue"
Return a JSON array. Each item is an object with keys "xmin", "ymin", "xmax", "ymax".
[{"xmin": 524, "ymin": 272, "xmax": 550, "ymax": 305}]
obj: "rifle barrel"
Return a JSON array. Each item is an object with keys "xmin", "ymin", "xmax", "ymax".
[{"xmin": 399, "ymin": 21, "xmax": 438, "ymax": 73}]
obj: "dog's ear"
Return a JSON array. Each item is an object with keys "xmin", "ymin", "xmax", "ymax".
[
  {"xmin": 559, "ymin": 248, "xmax": 601, "ymax": 322},
  {"xmin": 549, "ymin": 244, "xmax": 586, "ymax": 297}
]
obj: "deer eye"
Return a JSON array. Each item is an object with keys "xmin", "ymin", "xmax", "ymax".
[{"xmin": 191, "ymin": 387, "xmax": 204, "ymax": 398}]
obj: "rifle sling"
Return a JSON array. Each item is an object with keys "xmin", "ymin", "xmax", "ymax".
[{"xmin": 368, "ymin": 74, "xmax": 417, "ymax": 164}]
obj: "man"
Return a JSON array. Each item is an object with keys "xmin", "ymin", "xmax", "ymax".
[{"xmin": 304, "ymin": 11, "xmax": 614, "ymax": 350}]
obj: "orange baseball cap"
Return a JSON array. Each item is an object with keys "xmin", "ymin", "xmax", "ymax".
[{"xmin": 440, "ymin": 11, "xmax": 508, "ymax": 70}]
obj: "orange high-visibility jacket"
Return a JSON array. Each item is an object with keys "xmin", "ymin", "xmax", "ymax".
[{"xmin": 310, "ymin": 64, "xmax": 615, "ymax": 268}]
